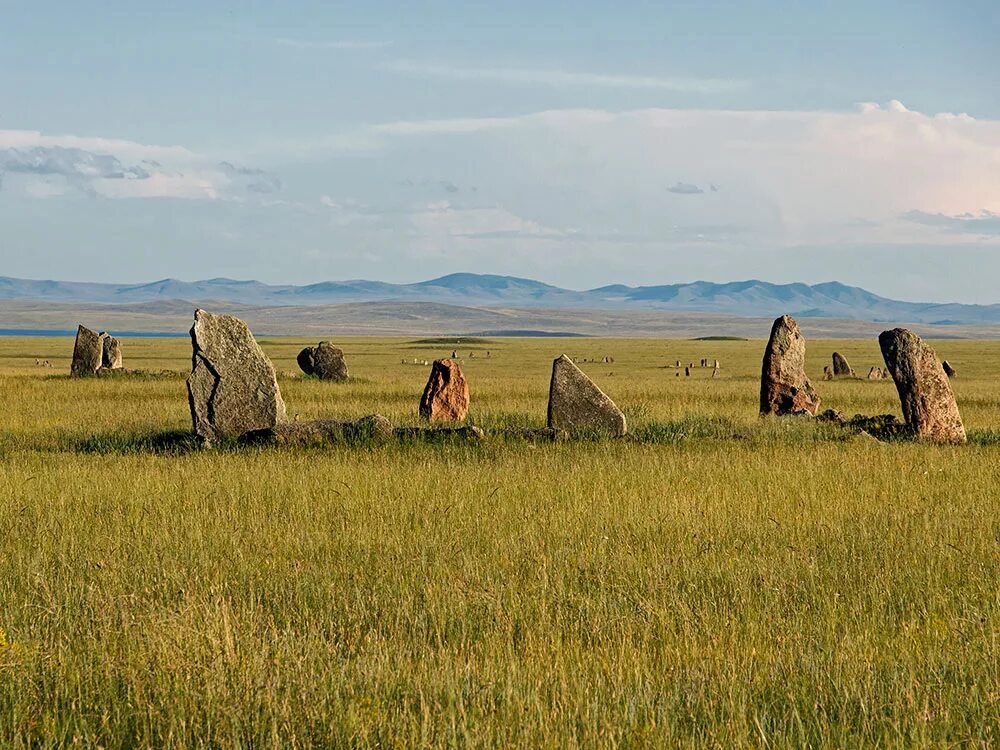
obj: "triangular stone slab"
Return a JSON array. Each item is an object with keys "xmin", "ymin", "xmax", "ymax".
[{"xmin": 547, "ymin": 355, "xmax": 626, "ymax": 436}]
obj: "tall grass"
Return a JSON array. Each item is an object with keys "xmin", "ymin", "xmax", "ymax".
[{"xmin": 1, "ymin": 335, "xmax": 999, "ymax": 747}]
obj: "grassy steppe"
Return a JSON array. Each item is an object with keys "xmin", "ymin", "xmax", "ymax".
[{"xmin": 1, "ymin": 335, "xmax": 998, "ymax": 748}]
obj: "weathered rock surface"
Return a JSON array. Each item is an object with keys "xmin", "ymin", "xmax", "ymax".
[
  {"xmin": 879, "ymin": 328, "xmax": 965, "ymax": 443},
  {"xmin": 312, "ymin": 342, "xmax": 349, "ymax": 381},
  {"xmin": 547, "ymin": 355, "xmax": 627, "ymax": 436},
  {"xmin": 298, "ymin": 342, "xmax": 349, "ymax": 381},
  {"xmin": 759, "ymin": 316, "xmax": 821, "ymax": 416},
  {"xmin": 867, "ymin": 366, "xmax": 883, "ymax": 380},
  {"xmin": 101, "ymin": 334, "xmax": 123, "ymax": 369},
  {"xmin": 187, "ymin": 309, "xmax": 286, "ymax": 442},
  {"xmin": 832, "ymin": 352, "xmax": 854, "ymax": 377},
  {"xmin": 817, "ymin": 408, "xmax": 847, "ymax": 424},
  {"xmin": 942, "ymin": 360, "xmax": 956, "ymax": 378},
  {"xmin": 847, "ymin": 413, "xmax": 906, "ymax": 439},
  {"xmin": 419, "ymin": 358, "xmax": 469, "ymax": 422},
  {"xmin": 242, "ymin": 414, "xmax": 392, "ymax": 446},
  {"xmin": 70, "ymin": 325, "xmax": 106, "ymax": 377}
]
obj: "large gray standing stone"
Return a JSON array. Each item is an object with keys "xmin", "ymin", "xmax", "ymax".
[
  {"xmin": 547, "ymin": 355, "xmax": 627, "ymax": 436},
  {"xmin": 760, "ymin": 315, "xmax": 821, "ymax": 416},
  {"xmin": 832, "ymin": 352, "xmax": 854, "ymax": 377},
  {"xmin": 187, "ymin": 309, "xmax": 286, "ymax": 441},
  {"xmin": 70, "ymin": 325, "xmax": 106, "ymax": 377},
  {"xmin": 879, "ymin": 328, "xmax": 965, "ymax": 443},
  {"xmin": 101, "ymin": 334, "xmax": 123, "ymax": 369}
]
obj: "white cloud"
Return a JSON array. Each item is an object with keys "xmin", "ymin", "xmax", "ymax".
[
  {"xmin": 903, "ymin": 209, "xmax": 1000, "ymax": 236},
  {"xmin": 351, "ymin": 102, "xmax": 1000, "ymax": 247},
  {"xmin": 0, "ymin": 130, "xmax": 193, "ymax": 162},
  {"xmin": 379, "ymin": 60, "xmax": 747, "ymax": 94},
  {"xmin": 0, "ymin": 130, "xmax": 280, "ymax": 201}
]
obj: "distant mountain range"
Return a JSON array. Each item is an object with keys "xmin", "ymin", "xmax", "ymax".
[{"xmin": 2, "ymin": 273, "xmax": 999, "ymax": 326}]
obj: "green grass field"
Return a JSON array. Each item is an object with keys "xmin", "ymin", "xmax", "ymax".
[{"xmin": 1, "ymin": 335, "xmax": 998, "ymax": 747}]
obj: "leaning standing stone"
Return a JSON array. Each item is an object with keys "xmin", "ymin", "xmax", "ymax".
[
  {"xmin": 832, "ymin": 352, "xmax": 854, "ymax": 377},
  {"xmin": 547, "ymin": 355, "xmax": 627, "ymax": 436},
  {"xmin": 187, "ymin": 309, "xmax": 286, "ymax": 442},
  {"xmin": 419, "ymin": 358, "xmax": 470, "ymax": 422},
  {"xmin": 760, "ymin": 315, "xmax": 821, "ymax": 416},
  {"xmin": 879, "ymin": 328, "xmax": 965, "ymax": 443},
  {"xmin": 70, "ymin": 325, "xmax": 105, "ymax": 376},
  {"xmin": 101, "ymin": 334, "xmax": 123, "ymax": 369},
  {"xmin": 942, "ymin": 360, "xmax": 957, "ymax": 378}
]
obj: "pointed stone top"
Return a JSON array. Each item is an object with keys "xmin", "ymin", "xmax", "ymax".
[
  {"xmin": 420, "ymin": 358, "xmax": 470, "ymax": 423},
  {"xmin": 547, "ymin": 354, "xmax": 627, "ymax": 436}
]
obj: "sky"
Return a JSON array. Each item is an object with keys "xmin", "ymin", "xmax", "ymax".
[{"xmin": 1, "ymin": 1, "xmax": 999, "ymax": 302}]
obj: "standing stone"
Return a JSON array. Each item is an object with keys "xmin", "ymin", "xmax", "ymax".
[
  {"xmin": 101, "ymin": 334, "xmax": 123, "ymax": 369},
  {"xmin": 879, "ymin": 328, "xmax": 965, "ymax": 443},
  {"xmin": 867, "ymin": 366, "xmax": 882, "ymax": 380},
  {"xmin": 942, "ymin": 360, "xmax": 957, "ymax": 378},
  {"xmin": 297, "ymin": 342, "xmax": 349, "ymax": 381},
  {"xmin": 547, "ymin": 355, "xmax": 627, "ymax": 436},
  {"xmin": 419, "ymin": 358, "xmax": 469, "ymax": 422},
  {"xmin": 684, "ymin": 366, "xmax": 690, "ymax": 377},
  {"xmin": 760, "ymin": 315, "xmax": 821, "ymax": 416},
  {"xmin": 187, "ymin": 309, "xmax": 286, "ymax": 442},
  {"xmin": 70, "ymin": 325, "xmax": 105, "ymax": 377},
  {"xmin": 311, "ymin": 342, "xmax": 349, "ymax": 381},
  {"xmin": 296, "ymin": 347, "xmax": 315, "ymax": 376},
  {"xmin": 823, "ymin": 365, "xmax": 833, "ymax": 381},
  {"xmin": 832, "ymin": 352, "xmax": 854, "ymax": 377}
]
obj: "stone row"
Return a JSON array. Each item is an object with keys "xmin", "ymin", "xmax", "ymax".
[{"xmin": 185, "ymin": 310, "xmax": 628, "ymax": 443}]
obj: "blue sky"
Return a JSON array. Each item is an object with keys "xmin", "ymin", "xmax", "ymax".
[{"xmin": 1, "ymin": 1, "xmax": 999, "ymax": 301}]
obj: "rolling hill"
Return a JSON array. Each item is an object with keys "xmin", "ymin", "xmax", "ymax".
[{"xmin": 2, "ymin": 273, "xmax": 999, "ymax": 326}]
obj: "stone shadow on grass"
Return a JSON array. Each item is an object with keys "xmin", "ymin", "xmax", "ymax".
[{"xmin": 75, "ymin": 429, "xmax": 202, "ymax": 456}]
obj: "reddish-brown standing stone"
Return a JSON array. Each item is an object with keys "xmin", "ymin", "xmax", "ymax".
[
  {"xmin": 760, "ymin": 315, "xmax": 821, "ymax": 416},
  {"xmin": 419, "ymin": 358, "xmax": 470, "ymax": 422}
]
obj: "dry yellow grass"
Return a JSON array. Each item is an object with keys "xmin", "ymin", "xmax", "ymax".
[{"xmin": 1, "ymin": 334, "xmax": 998, "ymax": 747}]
